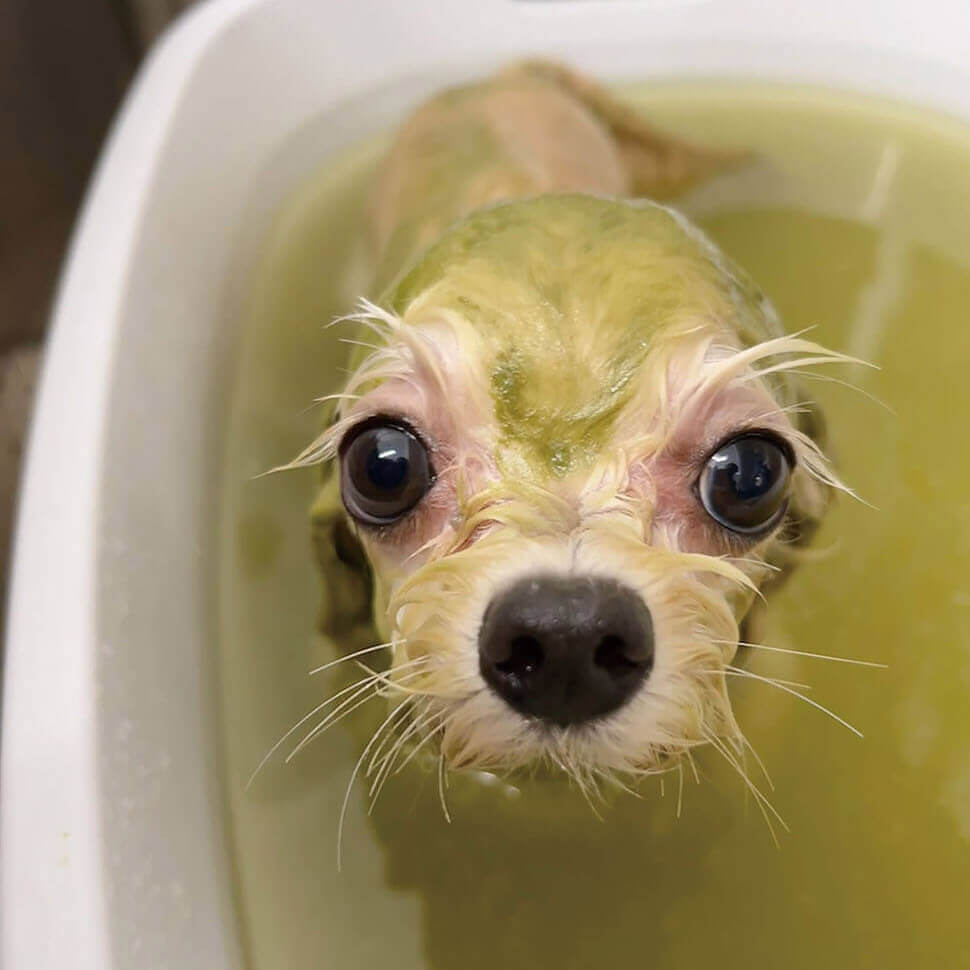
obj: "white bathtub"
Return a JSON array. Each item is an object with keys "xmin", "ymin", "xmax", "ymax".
[{"xmin": 3, "ymin": 0, "xmax": 969, "ymax": 966}]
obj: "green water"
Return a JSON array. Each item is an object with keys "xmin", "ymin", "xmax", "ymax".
[{"xmin": 218, "ymin": 84, "xmax": 970, "ymax": 970}]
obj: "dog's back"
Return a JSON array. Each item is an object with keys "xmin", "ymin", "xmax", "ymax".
[{"xmin": 366, "ymin": 62, "xmax": 739, "ymax": 292}]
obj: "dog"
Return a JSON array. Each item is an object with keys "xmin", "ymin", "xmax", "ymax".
[{"xmin": 289, "ymin": 62, "xmax": 855, "ymax": 798}]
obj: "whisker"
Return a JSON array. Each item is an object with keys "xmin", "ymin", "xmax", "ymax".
[
  {"xmin": 286, "ymin": 662, "xmax": 428, "ymax": 763},
  {"xmin": 287, "ymin": 679, "xmax": 388, "ymax": 764},
  {"xmin": 366, "ymin": 693, "xmax": 422, "ymax": 772},
  {"xmin": 437, "ymin": 754, "xmax": 452, "ymax": 823},
  {"xmin": 786, "ymin": 369, "xmax": 895, "ymax": 415},
  {"xmin": 366, "ymin": 701, "xmax": 419, "ymax": 790},
  {"xmin": 709, "ymin": 736, "xmax": 784, "ymax": 825},
  {"xmin": 367, "ymin": 706, "xmax": 440, "ymax": 814},
  {"xmin": 390, "ymin": 708, "xmax": 453, "ymax": 778},
  {"xmin": 717, "ymin": 638, "xmax": 888, "ymax": 668},
  {"xmin": 723, "ymin": 667, "xmax": 814, "ymax": 691},
  {"xmin": 246, "ymin": 669, "xmax": 385, "ymax": 789},
  {"xmin": 351, "ymin": 657, "xmax": 450, "ymax": 698},
  {"xmin": 309, "ymin": 640, "xmax": 399, "ymax": 676},
  {"xmin": 337, "ymin": 702, "xmax": 412, "ymax": 871},
  {"xmin": 367, "ymin": 703, "xmax": 438, "ymax": 802},
  {"xmin": 367, "ymin": 706, "xmax": 457, "ymax": 817},
  {"xmin": 724, "ymin": 668, "xmax": 864, "ymax": 737},
  {"xmin": 596, "ymin": 768, "xmax": 642, "ymax": 800},
  {"xmin": 684, "ymin": 749, "xmax": 701, "ymax": 785},
  {"xmin": 567, "ymin": 764, "xmax": 604, "ymax": 820},
  {"xmin": 704, "ymin": 732, "xmax": 787, "ymax": 846},
  {"xmin": 736, "ymin": 727, "xmax": 774, "ymax": 791}
]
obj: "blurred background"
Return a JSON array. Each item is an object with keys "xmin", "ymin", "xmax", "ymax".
[{"xmin": 0, "ymin": 0, "xmax": 195, "ymax": 618}]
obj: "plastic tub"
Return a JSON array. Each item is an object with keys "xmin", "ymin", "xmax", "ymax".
[{"xmin": 3, "ymin": 1, "xmax": 969, "ymax": 967}]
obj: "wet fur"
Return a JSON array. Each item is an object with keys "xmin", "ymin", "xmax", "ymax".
[{"xmin": 290, "ymin": 62, "xmax": 858, "ymax": 797}]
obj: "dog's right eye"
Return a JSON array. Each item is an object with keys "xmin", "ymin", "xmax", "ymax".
[{"xmin": 340, "ymin": 420, "xmax": 434, "ymax": 526}]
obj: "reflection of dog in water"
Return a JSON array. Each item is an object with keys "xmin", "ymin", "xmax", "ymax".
[{"xmin": 283, "ymin": 62, "xmax": 860, "ymax": 813}]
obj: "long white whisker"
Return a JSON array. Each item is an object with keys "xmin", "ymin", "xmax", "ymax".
[
  {"xmin": 438, "ymin": 754, "xmax": 452, "ymax": 823},
  {"xmin": 286, "ymin": 662, "xmax": 428, "ymax": 763},
  {"xmin": 707, "ymin": 734, "xmax": 785, "ymax": 830},
  {"xmin": 595, "ymin": 767, "xmax": 642, "ymax": 799},
  {"xmin": 725, "ymin": 668, "xmax": 863, "ymax": 737},
  {"xmin": 352, "ymin": 657, "xmax": 445, "ymax": 697},
  {"xmin": 337, "ymin": 702, "xmax": 412, "ymax": 872},
  {"xmin": 285, "ymin": 680, "xmax": 385, "ymax": 764},
  {"xmin": 367, "ymin": 708, "xmax": 438, "ymax": 813},
  {"xmin": 367, "ymin": 703, "xmax": 436, "ymax": 798},
  {"xmin": 705, "ymin": 731, "xmax": 787, "ymax": 846},
  {"xmin": 309, "ymin": 640, "xmax": 399, "ymax": 676},
  {"xmin": 246, "ymin": 669, "xmax": 384, "ymax": 790},
  {"xmin": 721, "ymin": 667, "xmax": 814, "ymax": 691},
  {"xmin": 684, "ymin": 749, "xmax": 701, "ymax": 785},
  {"xmin": 718, "ymin": 638, "xmax": 887, "ymax": 668},
  {"xmin": 390, "ymin": 707, "xmax": 453, "ymax": 778},
  {"xmin": 786, "ymin": 369, "xmax": 895, "ymax": 414},
  {"xmin": 734, "ymin": 726, "xmax": 774, "ymax": 791},
  {"xmin": 368, "ymin": 707, "xmax": 447, "ymax": 814}
]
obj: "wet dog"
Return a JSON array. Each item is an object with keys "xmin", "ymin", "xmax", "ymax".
[{"xmin": 292, "ymin": 63, "xmax": 854, "ymax": 794}]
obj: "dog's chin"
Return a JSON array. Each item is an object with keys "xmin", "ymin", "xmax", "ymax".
[
  {"xmin": 382, "ymin": 633, "xmax": 740, "ymax": 785},
  {"xmin": 390, "ymin": 690, "xmax": 729, "ymax": 788}
]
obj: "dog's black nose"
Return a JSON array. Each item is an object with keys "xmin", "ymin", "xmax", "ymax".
[{"xmin": 478, "ymin": 575, "xmax": 654, "ymax": 727}]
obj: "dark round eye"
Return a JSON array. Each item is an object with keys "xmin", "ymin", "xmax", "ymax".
[
  {"xmin": 698, "ymin": 434, "xmax": 792, "ymax": 535},
  {"xmin": 340, "ymin": 420, "xmax": 434, "ymax": 526}
]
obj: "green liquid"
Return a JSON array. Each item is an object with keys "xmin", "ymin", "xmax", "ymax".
[{"xmin": 218, "ymin": 84, "xmax": 970, "ymax": 969}]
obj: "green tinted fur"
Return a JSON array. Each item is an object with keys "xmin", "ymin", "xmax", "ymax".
[{"xmin": 384, "ymin": 195, "xmax": 783, "ymax": 475}]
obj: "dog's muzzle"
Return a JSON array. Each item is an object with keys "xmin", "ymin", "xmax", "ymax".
[{"xmin": 478, "ymin": 575, "xmax": 654, "ymax": 727}]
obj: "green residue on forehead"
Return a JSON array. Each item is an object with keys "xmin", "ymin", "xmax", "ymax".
[
  {"xmin": 489, "ymin": 350, "xmax": 526, "ymax": 418},
  {"xmin": 383, "ymin": 195, "xmax": 782, "ymax": 475},
  {"xmin": 489, "ymin": 340, "xmax": 644, "ymax": 476}
]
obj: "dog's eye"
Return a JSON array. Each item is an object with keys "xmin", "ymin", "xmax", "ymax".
[
  {"xmin": 698, "ymin": 434, "xmax": 792, "ymax": 534},
  {"xmin": 340, "ymin": 420, "xmax": 433, "ymax": 525}
]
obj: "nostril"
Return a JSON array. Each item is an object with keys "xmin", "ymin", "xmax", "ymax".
[
  {"xmin": 495, "ymin": 635, "xmax": 544, "ymax": 678},
  {"xmin": 594, "ymin": 634, "xmax": 641, "ymax": 675},
  {"xmin": 479, "ymin": 575, "xmax": 654, "ymax": 726}
]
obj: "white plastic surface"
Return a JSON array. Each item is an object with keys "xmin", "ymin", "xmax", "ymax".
[{"xmin": 3, "ymin": 0, "xmax": 970, "ymax": 967}]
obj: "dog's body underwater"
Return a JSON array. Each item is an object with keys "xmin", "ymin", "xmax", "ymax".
[{"xmin": 292, "ymin": 63, "xmax": 854, "ymax": 791}]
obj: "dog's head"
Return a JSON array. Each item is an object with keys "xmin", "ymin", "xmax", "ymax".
[{"xmin": 301, "ymin": 195, "xmax": 848, "ymax": 784}]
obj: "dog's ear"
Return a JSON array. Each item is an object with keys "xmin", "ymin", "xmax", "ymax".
[
  {"xmin": 504, "ymin": 60, "xmax": 748, "ymax": 200},
  {"xmin": 310, "ymin": 467, "xmax": 375, "ymax": 650}
]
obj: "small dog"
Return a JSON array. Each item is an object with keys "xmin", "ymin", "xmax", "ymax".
[{"xmin": 292, "ymin": 62, "xmax": 855, "ymax": 794}]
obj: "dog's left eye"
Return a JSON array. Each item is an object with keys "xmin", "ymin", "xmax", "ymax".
[
  {"xmin": 698, "ymin": 433, "xmax": 792, "ymax": 535},
  {"xmin": 340, "ymin": 420, "xmax": 434, "ymax": 525}
]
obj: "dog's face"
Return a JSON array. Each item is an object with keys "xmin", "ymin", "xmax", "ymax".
[{"xmin": 304, "ymin": 196, "xmax": 844, "ymax": 784}]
